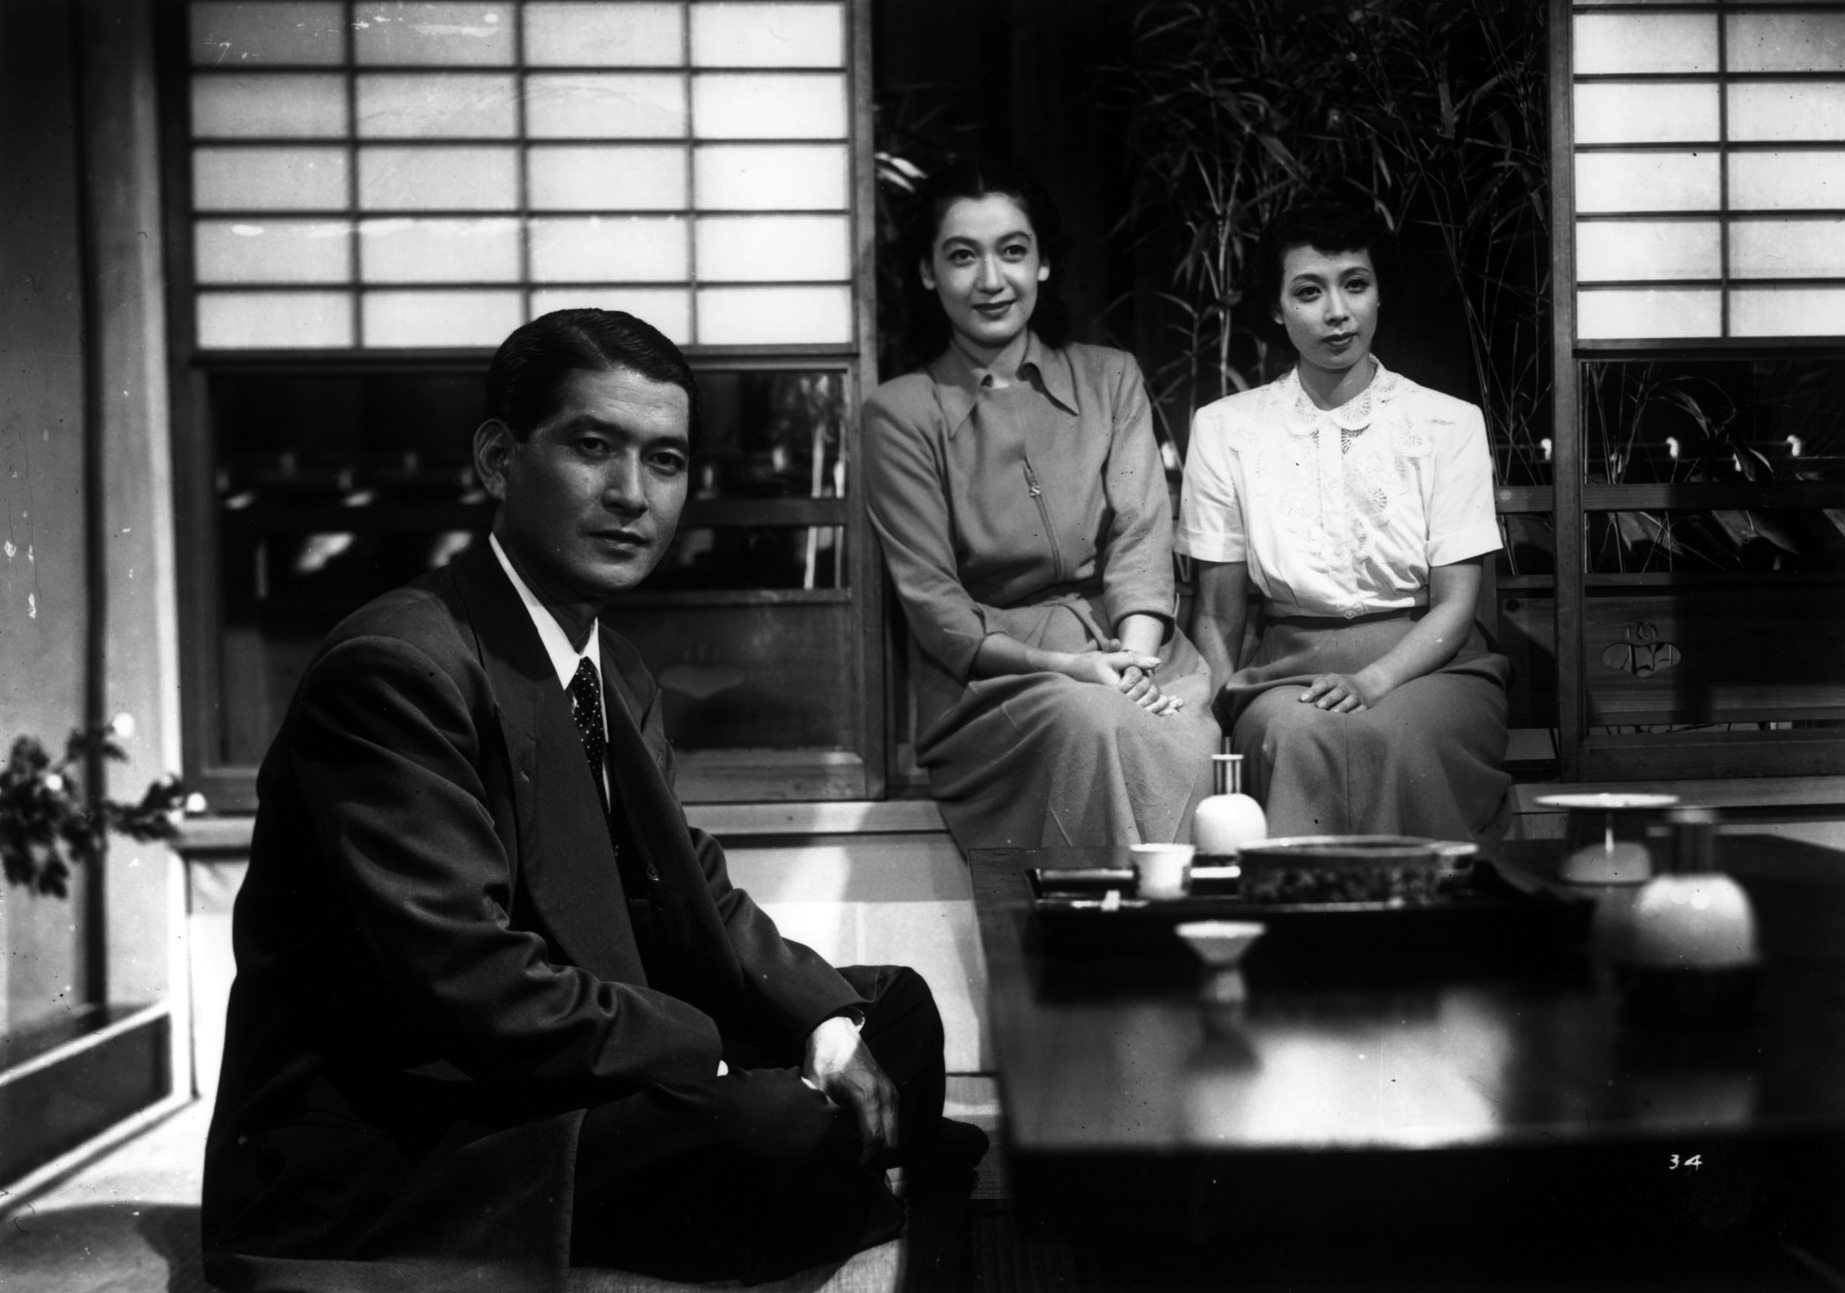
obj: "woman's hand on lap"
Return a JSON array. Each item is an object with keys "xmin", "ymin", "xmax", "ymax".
[{"xmin": 1300, "ymin": 671, "xmax": 1385, "ymax": 713}]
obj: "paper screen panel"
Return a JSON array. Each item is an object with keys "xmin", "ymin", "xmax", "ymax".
[
  {"xmin": 356, "ymin": 73, "xmax": 518, "ymax": 138},
  {"xmin": 528, "ymin": 287, "xmax": 693, "ymax": 343},
  {"xmin": 1726, "ymin": 11, "xmax": 1845, "ymax": 74},
  {"xmin": 1728, "ymin": 150, "xmax": 1845, "ymax": 211},
  {"xmin": 359, "ymin": 218, "xmax": 523, "ymax": 283},
  {"xmin": 352, "ymin": 3, "xmax": 516, "ymax": 65},
  {"xmin": 1575, "ymin": 152, "xmax": 1720, "ymax": 214},
  {"xmin": 692, "ymin": 74, "xmax": 847, "ymax": 139},
  {"xmin": 527, "ymin": 145, "xmax": 688, "ymax": 210},
  {"xmin": 191, "ymin": 2, "xmax": 343, "ymax": 65},
  {"xmin": 362, "ymin": 289, "xmax": 524, "ymax": 345},
  {"xmin": 1577, "ymin": 287, "xmax": 1722, "ymax": 340},
  {"xmin": 196, "ymin": 220, "xmax": 351, "ymax": 284},
  {"xmin": 1573, "ymin": 12, "xmax": 1717, "ymax": 75},
  {"xmin": 525, "ymin": 73, "xmax": 688, "ymax": 139},
  {"xmin": 690, "ymin": 3, "xmax": 845, "ymax": 68},
  {"xmin": 193, "ymin": 147, "xmax": 350, "ymax": 211},
  {"xmin": 1728, "ymin": 83, "xmax": 1845, "ymax": 142},
  {"xmin": 696, "ymin": 284, "xmax": 851, "ymax": 344},
  {"xmin": 192, "ymin": 74, "xmax": 348, "ymax": 138},
  {"xmin": 1730, "ymin": 285, "xmax": 1845, "ymax": 336},
  {"xmin": 198, "ymin": 291, "xmax": 353, "ymax": 348},
  {"xmin": 358, "ymin": 146, "xmax": 520, "ymax": 210},
  {"xmin": 1576, "ymin": 220, "xmax": 1721, "ymax": 282},
  {"xmin": 695, "ymin": 214, "xmax": 849, "ymax": 281},
  {"xmin": 529, "ymin": 216, "xmax": 690, "ymax": 282},
  {"xmin": 1573, "ymin": 82, "xmax": 1720, "ymax": 144},
  {"xmin": 694, "ymin": 144, "xmax": 848, "ymax": 210},
  {"xmin": 523, "ymin": 2, "xmax": 683, "ymax": 66},
  {"xmin": 1729, "ymin": 219, "xmax": 1845, "ymax": 279}
]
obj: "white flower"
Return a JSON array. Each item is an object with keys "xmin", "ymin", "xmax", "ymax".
[
  {"xmin": 184, "ymin": 792, "xmax": 208, "ymax": 815},
  {"xmin": 43, "ymin": 772, "xmax": 65, "ymax": 793},
  {"xmin": 109, "ymin": 713, "xmax": 136, "ymax": 740}
]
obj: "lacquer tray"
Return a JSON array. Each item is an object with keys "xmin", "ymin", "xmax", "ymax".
[{"xmin": 1026, "ymin": 857, "xmax": 1592, "ymax": 964}]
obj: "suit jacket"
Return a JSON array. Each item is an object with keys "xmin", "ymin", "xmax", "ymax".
[{"xmin": 201, "ymin": 542, "xmax": 864, "ymax": 1281}]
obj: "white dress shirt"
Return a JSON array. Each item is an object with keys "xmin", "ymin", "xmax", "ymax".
[{"xmin": 489, "ymin": 533, "xmax": 607, "ymax": 797}]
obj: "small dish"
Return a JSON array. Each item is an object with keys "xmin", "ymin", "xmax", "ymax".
[{"xmin": 1176, "ymin": 919, "xmax": 1267, "ymax": 1006}]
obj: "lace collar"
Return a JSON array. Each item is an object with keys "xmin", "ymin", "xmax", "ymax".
[{"xmin": 1281, "ymin": 359, "xmax": 1403, "ymax": 434}]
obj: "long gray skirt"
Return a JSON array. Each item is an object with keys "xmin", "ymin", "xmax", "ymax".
[
  {"xmin": 914, "ymin": 593, "xmax": 1222, "ymax": 850},
  {"xmin": 1219, "ymin": 612, "xmax": 1512, "ymax": 841}
]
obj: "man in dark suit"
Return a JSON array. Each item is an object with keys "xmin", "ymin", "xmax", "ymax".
[{"xmin": 202, "ymin": 310, "xmax": 977, "ymax": 1290}]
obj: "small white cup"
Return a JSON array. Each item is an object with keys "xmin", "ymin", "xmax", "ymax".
[{"xmin": 1130, "ymin": 843, "xmax": 1196, "ymax": 901}]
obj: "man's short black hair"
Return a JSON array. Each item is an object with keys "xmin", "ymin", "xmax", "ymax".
[{"xmin": 485, "ymin": 308, "xmax": 698, "ymax": 440}]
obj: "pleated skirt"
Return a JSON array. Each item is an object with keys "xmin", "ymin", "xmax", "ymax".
[{"xmin": 1218, "ymin": 611, "xmax": 1512, "ymax": 842}]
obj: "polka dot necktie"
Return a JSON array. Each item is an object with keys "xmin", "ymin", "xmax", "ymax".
[{"xmin": 568, "ymin": 658, "xmax": 614, "ymax": 825}]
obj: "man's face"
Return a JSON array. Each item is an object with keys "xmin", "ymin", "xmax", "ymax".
[{"xmin": 476, "ymin": 366, "xmax": 691, "ymax": 608}]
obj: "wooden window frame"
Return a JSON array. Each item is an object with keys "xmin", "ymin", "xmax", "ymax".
[
  {"xmin": 157, "ymin": 0, "xmax": 885, "ymax": 810},
  {"xmin": 1549, "ymin": 0, "xmax": 1845, "ymax": 782}
]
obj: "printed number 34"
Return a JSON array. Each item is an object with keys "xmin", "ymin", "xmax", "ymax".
[{"xmin": 1669, "ymin": 1153, "xmax": 1703, "ymax": 1170}]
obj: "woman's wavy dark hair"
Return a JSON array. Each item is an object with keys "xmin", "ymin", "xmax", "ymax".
[
  {"xmin": 1251, "ymin": 196, "xmax": 1399, "ymax": 334},
  {"xmin": 899, "ymin": 158, "xmax": 1072, "ymax": 361},
  {"xmin": 485, "ymin": 308, "xmax": 698, "ymax": 441}
]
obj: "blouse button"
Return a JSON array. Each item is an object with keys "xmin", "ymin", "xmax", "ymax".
[{"xmin": 1343, "ymin": 608, "xmax": 1359, "ymax": 620}]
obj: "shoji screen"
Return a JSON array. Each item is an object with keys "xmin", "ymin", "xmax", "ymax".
[{"xmin": 1572, "ymin": 2, "xmax": 1845, "ymax": 342}]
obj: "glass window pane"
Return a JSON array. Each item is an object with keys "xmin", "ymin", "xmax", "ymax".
[
  {"xmin": 526, "ymin": 73, "xmax": 687, "ymax": 138},
  {"xmin": 695, "ymin": 284, "xmax": 851, "ymax": 344},
  {"xmin": 694, "ymin": 143, "xmax": 848, "ymax": 209},
  {"xmin": 358, "ymin": 145, "xmax": 520, "ymax": 210},
  {"xmin": 353, "ymin": 3, "xmax": 515, "ymax": 65},
  {"xmin": 192, "ymin": 73, "xmax": 347, "ymax": 138},
  {"xmin": 692, "ymin": 73, "xmax": 846, "ymax": 139},
  {"xmin": 524, "ymin": 2, "xmax": 684, "ymax": 66},
  {"xmin": 362, "ymin": 289, "xmax": 524, "ymax": 345},
  {"xmin": 1728, "ymin": 150, "xmax": 1845, "ymax": 211},
  {"xmin": 1577, "ymin": 287, "xmax": 1722, "ymax": 340},
  {"xmin": 198, "ymin": 290, "xmax": 354, "ymax": 347},
  {"xmin": 695, "ymin": 214, "xmax": 849, "ymax": 281},
  {"xmin": 528, "ymin": 145, "xmax": 688, "ymax": 209},
  {"xmin": 1574, "ymin": 151, "xmax": 1719, "ymax": 214},
  {"xmin": 1730, "ymin": 218, "xmax": 1845, "ymax": 279},
  {"xmin": 1575, "ymin": 219, "xmax": 1720, "ymax": 281},
  {"xmin": 690, "ymin": 3, "xmax": 845, "ymax": 68},
  {"xmin": 528, "ymin": 215, "xmax": 690, "ymax": 282},
  {"xmin": 1730, "ymin": 285, "xmax": 1845, "ymax": 336},
  {"xmin": 193, "ymin": 146, "xmax": 349, "ymax": 210},
  {"xmin": 356, "ymin": 73, "xmax": 518, "ymax": 137},
  {"xmin": 529, "ymin": 286, "xmax": 692, "ymax": 343},
  {"xmin": 1727, "ymin": 12, "xmax": 1845, "ymax": 74},
  {"xmin": 358, "ymin": 217, "xmax": 523, "ymax": 282},
  {"xmin": 1728, "ymin": 83, "xmax": 1845, "ymax": 143},
  {"xmin": 196, "ymin": 219, "xmax": 351, "ymax": 283},
  {"xmin": 1573, "ymin": 83, "xmax": 1720, "ymax": 144},
  {"xmin": 191, "ymin": 2, "xmax": 344, "ymax": 65},
  {"xmin": 1573, "ymin": 13, "xmax": 1716, "ymax": 74}
]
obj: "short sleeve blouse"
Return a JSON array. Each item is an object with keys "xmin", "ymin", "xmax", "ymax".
[{"xmin": 1174, "ymin": 361, "xmax": 1501, "ymax": 619}]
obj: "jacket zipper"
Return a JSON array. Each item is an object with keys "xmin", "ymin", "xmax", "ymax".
[{"xmin": 1023, "ymin": 459, "xmax": 1067, "ymax": 582}]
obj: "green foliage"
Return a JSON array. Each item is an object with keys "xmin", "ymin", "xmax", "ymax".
[
  {"xmin": 0, "ymin": 724, "xmax": 194, "ymax": 898},
  {"xmin": 1108, "ymin": 0, "xmax": 1551, "ymax": 483}
]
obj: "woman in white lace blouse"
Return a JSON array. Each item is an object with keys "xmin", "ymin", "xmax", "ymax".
[{"xmin": 1175, "ymin": 201, "xmax": 1512, "ymax": 840}]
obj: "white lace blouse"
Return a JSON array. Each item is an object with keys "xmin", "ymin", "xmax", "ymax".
[{"xmin": 1175, "ymin": 361, "xmax": 1501, "ymax": 620}]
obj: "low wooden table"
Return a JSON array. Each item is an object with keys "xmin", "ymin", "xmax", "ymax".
[{"xmin": 971, "ymin": 836, "xmax": 1845, "ymax": 1287}]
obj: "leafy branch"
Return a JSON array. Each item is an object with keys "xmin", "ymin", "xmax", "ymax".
[{"xmin": 0, "ymin": 718, "xmax": 202, "ymax": 898}]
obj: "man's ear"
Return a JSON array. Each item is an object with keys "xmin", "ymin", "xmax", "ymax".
[
  {"xmin": 474, "ymin": 419, "xmax": 514, "ymax": 501},
  {"xmin": 918, "ymin": 259, "xmax": 936, "ymax": 292}
]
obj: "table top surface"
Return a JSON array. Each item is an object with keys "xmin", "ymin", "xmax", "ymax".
[{"xmin": 971, "ymin": 835, "xmax": 1845, "ymax": 1159}]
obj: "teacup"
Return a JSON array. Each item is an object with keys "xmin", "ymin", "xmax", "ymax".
[{"xmin": 1130, "ymin": 843, "xmax": 1196, "ymax": 900}]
